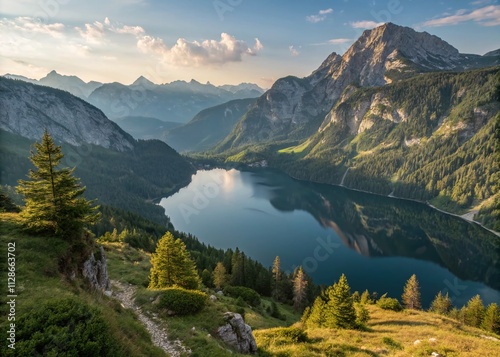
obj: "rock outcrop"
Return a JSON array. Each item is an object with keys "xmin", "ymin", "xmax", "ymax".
[
  {"xmin": 82, "ymin": 246, "xmax": 111, "ymax": 293},
  {"xmin": 217, "ymin": 312, "xmax": 257, "ymax": 354}
]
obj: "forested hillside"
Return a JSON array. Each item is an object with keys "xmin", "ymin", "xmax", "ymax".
[
  {"xmin": 0, "ymin": 130, "xmax": 194, "ymax": 225},
  {"xmin": 218, "ymin": 67, "xmax": 499, "ymax": 228}
]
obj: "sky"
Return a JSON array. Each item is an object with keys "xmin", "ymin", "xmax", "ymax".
[{"xmin": 0, "ymin": 0, "xmax": 499, "ymax": 87}]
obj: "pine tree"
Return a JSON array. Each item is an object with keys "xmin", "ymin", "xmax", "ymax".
[
  {"xmin": 212, "ymin": 262, "xmax": 227, "ymax": 289},
  {"xmin": 17, "ymin": 130, "xmax": 99, "ymax": 238},
  {"xmin": 305, "ymin": 295, "xmax": 326, "ymax": 328},
  {"xmin": 149, "ymin": 232, "xmax": 200, "ymax": 290},
  {"xmin": 402, "ymin": 274, "xmax": 421, "ymax": 310},
  {"xmin": 230, "ymin": 248, "xmax": 245, "ymax": 286},
  {"xmin": 324, "ymin": 274, "xmax": 357, "ymax": 329},
  {"xmin": 481, "ymin": 303, "xmax": 500, "ymax": 334},
  {"xmin": 272, "ymin": 256, "xmax": 281, "ymax": 300},
  {"xmin": 292, "ymin": 266, "xmax": 308, "ymax": 311},
  {"xmin": 429, "ymin": 291, "xmax": 452, "ymax": 315},
  {"xmin": 360, "ymin": 289, "xmax": 372, "ymax": 304},
  {"xmin": 463, "ymin": 295, "xmax": 485, "ymax": 328}
]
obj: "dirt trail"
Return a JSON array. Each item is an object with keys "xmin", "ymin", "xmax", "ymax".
[{"xmin": 111, "ymin": 280, "xmax": 190, "ymax": 356}]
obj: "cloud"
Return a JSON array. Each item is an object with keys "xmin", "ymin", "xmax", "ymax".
[
  {"xmin": 289, "ymin": 45, "xmax": 300, "ymax": 56},
  {"xmin": 306, "ymin": 8, "xmax": 333, "ymax": 23},
  {"xmin": 422, "ymin": 5, "xmax": 500, "ymax": 27},
  {"xmin": 0, "ymin": 17, "xmax": 65, "ymax": 38},
  {"xmin": 163, "ymin": 33, "xmax": 263, "ymax": 66},
  {"xmin": 328, "ymin": 38, "xmax": 352, "ymax": 45},
  {"xmin": 350, "ymin": 20, "xmax": 385, "ymax": 29}
]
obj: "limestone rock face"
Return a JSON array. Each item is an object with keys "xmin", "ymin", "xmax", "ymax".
[
  {"xmin": 219, "ymin": 23, "xmax": 499, "ymax": 150},
  {"xmin": 0, "ymin": 77, "xmax": 134, "ymax": 151},
  {"xmin": 82, "ymin": 246, "xmax": 111, "ymax": 293},
  {"xmin": 217, "ymin": 312, "xmax": 257, "ymax": 354}
]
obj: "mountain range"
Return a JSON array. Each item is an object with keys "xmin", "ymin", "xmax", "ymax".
[{"xmin": 217, "ymin": 23, "xmax": 499, "ymax": 150}]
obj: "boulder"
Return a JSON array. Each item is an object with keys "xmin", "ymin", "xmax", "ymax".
[
  {"xmin": 217, "ymin": 312, "xmax": 257, "ymax": 354},
  {"xmin": 82, "ymin": 246, "xmax": 110, "ymax": 292}
]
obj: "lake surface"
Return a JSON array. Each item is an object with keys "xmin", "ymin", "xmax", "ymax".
[{"xmin": 160, "ymin": 168, "xmax": 500, "ymax": 307}]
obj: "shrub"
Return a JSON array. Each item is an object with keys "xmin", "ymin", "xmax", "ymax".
[
  {"xmin": 377, "ymin": 294, "xmax": 403, "ymax": 311},
  {"xmin": 224, "ymin": 286, "xmax": 261, "ymax": 307},
  {"xmin": 11, "ymin": 298, "xmax": 119, "ymax": 356},
  {"xmin": 158, "ymin": 287, "xmax": 207, "ymax": 315},
  {"xmin": 382, "ymin": 336, "xmax": 403, "ymax": 350},
  {"xmin": 271, "ymin": 327, "xmax": 308, "ymax": 344}
]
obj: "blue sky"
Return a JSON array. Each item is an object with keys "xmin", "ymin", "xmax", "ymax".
[{"xmin": 1, "ymin": 0, "xmax": 499, "ymax": 87}]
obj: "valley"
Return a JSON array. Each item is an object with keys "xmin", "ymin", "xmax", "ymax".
[{"xmin": 1, "ymin": 8, "xmax": 499, "ymax": 356}]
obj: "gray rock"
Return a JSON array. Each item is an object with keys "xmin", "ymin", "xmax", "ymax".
[
  {"xmin": 217, "ymin": 312, "xmax": 257, "ymax": 354},
  {"xmin": 210, "ymin": 294, "xmax": 218, "ymax": 301},
  {"xmin": 82, "ymin": 246, "xmax": 111, "ymax": 292}
]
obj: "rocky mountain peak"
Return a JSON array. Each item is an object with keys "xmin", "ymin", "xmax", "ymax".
[{"xmin": 131, "ymin": 75, "xmax": 156, "ymax": 87}]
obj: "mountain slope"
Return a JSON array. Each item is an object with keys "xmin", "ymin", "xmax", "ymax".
[
  {"xmin": 115, "ymin": 116, "xmax": 180, "ymax": 140},
  {"xmin": 255, "ymin": 67, "xmax": 499, "ymax": 222},
  {"xmin": 88, "ymin": 78, "xmax": 263, "ymax": 123},
  {"xmin": 0, "ymin": 77, "xmax": 134, "ymax": 151},
  {"xmin": 217, "ymin": 23, "xmax": 499, "ymax": 151},
  {"xmin": 163, "ymin": 98, "xmax": 257, "ymax": 152}
]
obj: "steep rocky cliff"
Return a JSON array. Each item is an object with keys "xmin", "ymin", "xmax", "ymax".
[{"xmin": 0, "ymin": 77, "xmax": 134, "ymax": 151}]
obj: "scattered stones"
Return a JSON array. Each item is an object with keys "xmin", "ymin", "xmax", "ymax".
[
  {"xmin": 431, "ymin": 352, "xmax": 442, "ymax": 357},
  {"xmin": 210, "ymin": 294, "xmax": 218, "ymax": 301},
  {"xmin": 217, "ymin": 312, "xmax": 257, "ymax": 354},
  {"xmin": 414, "ymin": 340, "xmax": 422, "ymax": 345},
  {"xmin": 480, "ymin": 335, "xmax": 500, "ymax": 342},
  {"xmin": 216, "ymin": 290, "xmax": 224, "ymax": 296},
  {"xmin": 111, "ymin": 280, "xmax": 191, "ymax": 357},
  {"xmin": 428, "ymin": 338, "xmax": 437, "ymax": 343}
]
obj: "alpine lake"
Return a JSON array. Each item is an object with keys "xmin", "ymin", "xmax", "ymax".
[{"xmin": 160, "ymin": 168, "xmax": 500, "ymax": 307}]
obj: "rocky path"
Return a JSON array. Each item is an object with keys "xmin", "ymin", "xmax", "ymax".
[{"xmin": 111, "ymin": 280, "xmax": 190, "ymax": 356}]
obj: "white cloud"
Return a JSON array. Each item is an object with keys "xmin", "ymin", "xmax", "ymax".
[
  {"xmin": 422, "ymin": 5, "xmax": 500, "ymax": 27},
  {"xmin": 306, "ymin": 8, "xmax": 333, "ymax": 23},
  {"xmin": 289, "ymin": 45, "xmax": 300, "ymax": 56},
  {"xmin": 0, "ymin": 17, "xmax": 65, "ymax": 38},
  {"xmin": 164, "ymin": 33, "xmax": 263, "ymax": 66},
  {"xmin": 350, "ymin": 20, "xmax": 385, "ymax": 29},
  {"xmin": 328, "ymin": 38, "xmax": 352, "ymax": 45}
]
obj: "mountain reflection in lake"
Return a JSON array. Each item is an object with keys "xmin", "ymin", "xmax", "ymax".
[{"xmin": 160, "ymin": 168, "xmax": 500, "ymax": 307}]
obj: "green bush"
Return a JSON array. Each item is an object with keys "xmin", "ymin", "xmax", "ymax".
[
  {"xmin": 271, "ymin": 327, "xmax": 308, "ymax": 343},
  {"xmin": 10, "ymin": 298, "xmax": 119, "ymax": 356},
  {"xmin": 224, "ymin": 286, "xmax": 261, "ymax": 307},
  {"xmin": 377, "ymin": 294, "xmax": 403, "ymax": 311},
  {"xmin": 158, "ymin": 287, "xmax": 207, "ymax": 315}
]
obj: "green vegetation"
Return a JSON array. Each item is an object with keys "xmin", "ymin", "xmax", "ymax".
[
  {"xmin": 14, "ymin": 298, "xmax": 119, "ymax": 356},
  {"xmin": 157, "ymin": 287, "xmax": 208, "ymax": 315},
  {"xmin": 0, "ymin": 213, "xmax": 166, "ymax": 357},
  {"xmin": 17, "ymin": 130, "xmax": 99, "ymax": 238},
  {"xmin": 0, "ymin": 129, "xmax": 194, "ymax": 226},
  {"xmin": 402, "ymin": 274, "xmax": 422, "ymax": 310},
  {"xmin": 223, "ymin": 286, "xmax": 261, "ymax": 307},
  {"xmin": 149, "ymin": 232, "xmax": 200, "ymax": 290},
  {"xmin": 210, "ymin": 67, "xmax": 500, "ymax": 230}
]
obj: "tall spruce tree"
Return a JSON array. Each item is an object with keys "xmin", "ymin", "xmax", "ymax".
[
  {"xmin": 212, "ymin": 262, "xmax": 227, "ymax": 289},
  {"xmin": 463, "ymin": 294, "xmax": 485, "ymax": 328},
  {"xmin": 17, "ymin": 130, "xmax": 99, "ymax": 238},
  {"xmin": 324, "ymin": 274, "xmax": 357, "ymax": 329},
  {"xmin": 149, "ymin": 232, "xmax": 200, "ymax": 290},
  {"xmin": 481, "ymin": 303, "xmax": 500, "ymax": 334},
  {"xmin": 402, "ymin": 274, "xmax": 422, "ymax": 310},
  {"xmin": 292, "ymin": 266, "xmax": 308, "ymax": 311},
  {"xmin": 272, "ymin": 256, "xmax": 281, "ymax": 299}
]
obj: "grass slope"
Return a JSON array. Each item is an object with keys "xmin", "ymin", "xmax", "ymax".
[{"xmin": 0, "ymin": 213, "xmax": 166, "ymax": 356}]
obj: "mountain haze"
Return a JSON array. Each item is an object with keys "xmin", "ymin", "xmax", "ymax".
[{"xmin": 163, "ymin": 98, "xmax": 257, "ymax": 152}]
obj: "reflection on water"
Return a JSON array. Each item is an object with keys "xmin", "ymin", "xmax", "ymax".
[{"xmin": 160, "ymin": 168, "xmax": 500, "ymax": 307}]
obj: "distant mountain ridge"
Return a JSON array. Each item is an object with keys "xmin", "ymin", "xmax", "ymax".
[
  {"xmin": 217, "ymin": 23, "xmax": 500, "ymax": 150},
  {"xmin": 4, "ymin": 70, "xmax": 102, "ymax": 99},
  {"xmin": 88, "ymin": 77, "xmax": 264, "ymax": 123}
]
